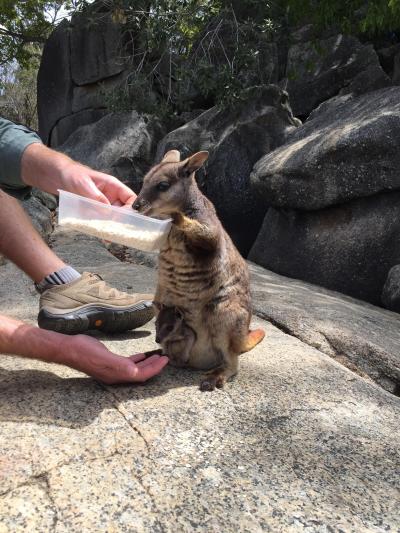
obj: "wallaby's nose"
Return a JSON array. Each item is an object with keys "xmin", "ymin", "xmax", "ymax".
[
  {"xmin": 155, "ymin": 335, "xmax": 160, "ymax": 344},
  {"xmin": 132, "ymin": 197, "xmax": 142, "ymax": 211}
]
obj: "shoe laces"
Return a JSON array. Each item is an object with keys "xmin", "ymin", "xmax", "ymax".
[{"xmin": 88, "ymin": 273, "xmax": 129, "ymax": 299}]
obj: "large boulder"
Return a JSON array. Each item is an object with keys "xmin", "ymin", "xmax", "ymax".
[
  {"xmin": 37, "ymin": 5, "xmax": 129, "ymax": 147},
  {"xmin": 251, "ymin": 87, "xmax": 400, "ymax": 211},
  {"xmin": 37, "ymin": 21, "xmax": 73, "ymax": 143},
  {"xmin": 157, "ymin": 85, "xmax": 300, "ymax": 254},
  {"xmin": 382, "ymin": 265, "xmax": 400, "ymax": 312},
  {"xmin": 286, "ymin": 34, "xmax": 391, "ymax": 118},
  {"xmin": 249, "ymin": 263, "xmax": 400, "ymax": 395},
  {"xmin": 70, "ymin": 10, "xmax": 125, "ymax": 86},
  {"xmin": 249, "ymin": 191, "xmax": 400, "ymax": 305},
  {"xmin": 20, "ymin": 190, "xmax": 55, "ymax": 240},
  {"xmin": 49, "ymin": 108, "xmax": 108, "ymax": 148},
  {"xmin": 59, "ymin": 111, "xmax": 166, "ymax": 191}
]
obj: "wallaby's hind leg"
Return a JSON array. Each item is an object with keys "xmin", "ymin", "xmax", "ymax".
[
  {"xmin": 200, "ymin": 353, "xmax": 239, "ymax": 392},
  {"xmin": 199, "ymin": 306, "xmax": 252, "ymax": 392}
]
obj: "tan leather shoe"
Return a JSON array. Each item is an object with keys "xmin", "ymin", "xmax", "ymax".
[{"xmin": 38, "ymin": 272, "xmax": 154, "ymax": 334}]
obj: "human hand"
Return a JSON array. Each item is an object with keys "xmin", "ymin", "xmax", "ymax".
[
  {"xmin": 61, "ymin": 334, "xmax": 169, "ymax": 385},
  {"xmin": 21, "ymin": 144, "xmax": 137, "ymax": 207},
  {"xmin": 58, "ymin": 161, "xmax": 137, "ymax": 207}
]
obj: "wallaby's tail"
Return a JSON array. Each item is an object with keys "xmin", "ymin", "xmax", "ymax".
[{"xmin": 240, "ymin": 328, "xmax": 265, "ymax": 353}]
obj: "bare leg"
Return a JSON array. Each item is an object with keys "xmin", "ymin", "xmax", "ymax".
[{"xmin": 0, "ymin": 190, "xmax": 66, "ymax": 282}]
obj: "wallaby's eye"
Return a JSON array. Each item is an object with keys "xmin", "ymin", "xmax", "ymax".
[
  {"xmin": 156, "ymin": 181, "xmax": 170, "ymax": 192},
  {"xmin": 166, "ymin": 325, "xmax": 174, "ymax": 332}
]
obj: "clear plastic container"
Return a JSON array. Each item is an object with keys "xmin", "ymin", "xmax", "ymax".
[{"xmin": 58, "ymin": 190, "xmax": 172, "ymax": 252}]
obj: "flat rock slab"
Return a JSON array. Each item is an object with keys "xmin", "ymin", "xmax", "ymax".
[
  {"xmin": 1, "ymin": 229, "xmax": 399, "ymax": 532},
  {"xmin": 250, "ymin": 263, "xmax": 400, "ymax": 394}
]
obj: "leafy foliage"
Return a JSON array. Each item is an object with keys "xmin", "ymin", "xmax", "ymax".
[
  {"xmin": 286, "ymin": 0, "xmax": 400, "ymax": 35},
  {"xmin": 96, "ymin": 0, "xmax": 281, "ymax": 114},
  {"xmin": 95, "ymin": 0, "xmax": 400, "ymax": 115},
  {"xmin": 0, "ymin": 47, "xmax": 41, "ymax": 128},
  {"xmin": 0, "ymin": 0, "xmax": 87, "ymax": 66},
  {"xmin": 1, "ymin": 0, "xmax": 400, "ymax": 123}
]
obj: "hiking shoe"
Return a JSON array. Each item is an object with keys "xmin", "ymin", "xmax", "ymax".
[{"xmin": 38, "ymin": 272, "xmax": 155, "ymax": 334}]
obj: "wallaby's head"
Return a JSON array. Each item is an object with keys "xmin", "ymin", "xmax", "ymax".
[
  {"xmin": 155, "ymin": 304, "xmax": 184, "ymax": 344},
  {"xmin": 132, "ymin": 149, "xmax": 208, "ymax": 217}
]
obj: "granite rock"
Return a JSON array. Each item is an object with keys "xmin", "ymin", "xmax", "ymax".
[
  {"xmin": 70, "ymin": 9, "xmax": 125, "ymax": 86},
  {"xmin": 0, "ymin": 226, "xmax": 399, "ymax": 532},
  {"xmin": 37, "ymin": 21, "xmax": 73, "ymax": 143},
  {"xmin": 248, "ymin": 191, "xmax": 400, "ymax": 305},
  {"xmin": 59, "ymin": 111, "xmax": 165, "ymax": 191},
  {"xmin": 157, "ymin": 85, "xmax": 299, "ymax": 254},
  {"xmin": 251, "ymin": 86, "xmax": 400, "ymax": 211},
  {"xmin": 286, "ymin": 34, "xmax": 391, "ymax": 118},
  {"xmin": 382, "ymin": 265, "xmax": 400, "ymax": 312},
  {"xmin": 20, "ymin": 195, "xmax": 53, "ymax": 240},
  {"xmin": 49, "ymin": 108, "xmax": 108, "ymax": 148},
  {"xmin": 249, "ymin": 262, "xmax": 400, "ymax": 395}
]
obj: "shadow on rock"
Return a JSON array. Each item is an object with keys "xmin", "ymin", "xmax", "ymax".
[{"xmin": 0, "ymin": 365, "xmax": 184, "ymax": 429}]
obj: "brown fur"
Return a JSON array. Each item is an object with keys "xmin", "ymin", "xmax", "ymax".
[
  {"xmin": 133, "ymin": 149, "xmax": 264, "ymax": 390},
  {"xmin": 154, "ymin": 304, "xmax": 196, "ymax": 368}
]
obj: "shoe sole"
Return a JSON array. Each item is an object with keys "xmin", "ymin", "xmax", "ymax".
[{"xmin": 38, "ymin": 302, "xmax": 155, "ymax": 334}]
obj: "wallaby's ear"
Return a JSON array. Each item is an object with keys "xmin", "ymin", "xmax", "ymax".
[
  {"xmin": 180, "ymin": 151, "xmax": 209, "ymax": 177},
  {"xmin": 161, "ymin": 150, "xmax": 181, "ymax": 164}
]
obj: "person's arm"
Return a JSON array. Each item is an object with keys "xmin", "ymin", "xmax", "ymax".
[
  {"xmin": 0, "ymin": 117, "xmax": 136, "ymax": 206},
  {"xmin": 0, "ymin": 314, "xmax": 168, "ymax": 384},
  {"xmin": 21, "ymin": 143, "xmax": 136, "ymax": 206},
  {"xmin": 0, "ymin": 117, "xmax": 42, "ymax": 192}
]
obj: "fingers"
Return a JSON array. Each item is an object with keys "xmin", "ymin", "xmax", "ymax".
[
  {"xmin": 91, "ymin": 171, "xmax": 137, "ymax": 205},
  {"xmin": 123, "ymin": 194, "xmax": 137, "ymax": 207},
  {"xmin": 83, "ymin": 179, "xmax": 110, "ymax": 204},
  {"xmin": 133, "ymin": 355, "xmax": 169, "ymax": 382},
  {"xmin": 129, "ymin": 353, "xmax": 147, "ymax": 363}
]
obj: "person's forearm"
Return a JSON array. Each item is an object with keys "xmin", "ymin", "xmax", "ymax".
[
  {"xmin": 0, "ymin": 314, "xmax": 67, "ymax": 365},
  {"xmin": 20, "ymin": 143, "xmax": 75, "ymax": 195},
  {"xmin": 0, "ymin": 314, "xmax": 169, "ymax": 384},
  {"xmin": 19, "ymin": 140, "xmax": 136, "ymax": 205}
]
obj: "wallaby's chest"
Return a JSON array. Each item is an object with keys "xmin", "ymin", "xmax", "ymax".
[{"xmin": 157, "ymin": 229, "xmax": 219, "ymax": 309}]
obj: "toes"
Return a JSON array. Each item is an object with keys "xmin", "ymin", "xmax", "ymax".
[
  {"xmin": 200, "ymin": 378, "xmax": 216, "ymax": 392},
  {"xmin": 216, "ymin": 377, "xmax": 225, "ymax": 389},
  {"xmin": 200, "ymin": 374, "xmax": 226, "ymax": 391}
]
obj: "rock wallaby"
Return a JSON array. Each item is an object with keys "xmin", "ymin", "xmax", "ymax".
[{"xmin": 132, "ymin": 149, "xmax": 265, "ymax": 391}]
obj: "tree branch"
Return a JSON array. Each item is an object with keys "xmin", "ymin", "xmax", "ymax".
[{"xmin": 0, "ymin": 27, "xmax": 46, "ymax": 44}]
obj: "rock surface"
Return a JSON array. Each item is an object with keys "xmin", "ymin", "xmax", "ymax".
[
  {"xmin": 70, "ymin": 10, "xmax": 124, "ymax": 86},
  {"xmin": 1, "ymin": 225, "xmax": 399, "ymax": 531},
  {"xmin": 249, "ymin": 263, "xmax": 400, "ymax": 394},
  {"xmin": 382, "ymin": 265, "xmax": 400, "ymax": 312},
  {"xmin": 37, "ymin": 21, "xmax": 73, "ymax": 144},
  {"xmin": 249, "ymin": 191, "xmax": 400, "ymax": 305},
  {"xmin": 286, "ymin": 34, "xmax": 391, "ymax": 118},
  {"xmin": 251, "ymin": 86, "xmax": 400, "ymax": 211},
  {"xmin": 157, "ymin": 85, "xmax": 300, "ymax": 254},
  {"xmin": 37, "ymin": 5, "xmax": 129, "ymax": 146},
  {"xmin": 59, "ymin": 112, "xmax": 166, "ymax": 191},
  {"xmin": 49, "ymin": 108, "xmax": 108, "ymax": 148},
  {"xmin": 19, "ymin": 191, "xmax": 54, "ymax": 240}
]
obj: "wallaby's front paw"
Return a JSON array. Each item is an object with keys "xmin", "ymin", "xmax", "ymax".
[
  {"xmin": 171, "ymin": 211, "xmax": 185, "ymax": 226},
  {"xmin": 143, "ymin": 348, "xmax": 163, "ymax": 358}
]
